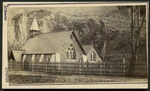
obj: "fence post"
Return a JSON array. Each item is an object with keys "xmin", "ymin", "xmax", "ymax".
[
  {"xmin": 11, "ymin": 61, "xmax": 13, "ymax": 70},
  {"xmin": 61, "ymin": 61, "xmax": 64, "ymax": 74},
  {"xmin": 31, "ymin": 60, "xmax": 33, "ymax": 72},
  {"xmin": 10, "ymin": 60, "xmax": 12, "ymax": 71},
  {"xmin": 103, "ymin": 61, "xmax": 105, "ymax": 75},
  {"xmin": 21, "ymin": 59, "xmax": 25, "ymax": 71},
  {"xmin": 98, "ymin": 61, "xmax": 100, "ymax": 75},
  {"xmin": 123, "ymin": 59, "xmax": 126, "ymax": 76},
  {"xmin": 99, "ymin": 61, "xmax": 102, "ymax": 75},
  {"xmin": 12, "ymin": 61, "xmax": 14, "ymax": 70},
  {"xmin": 21, "ymin": 60, "xmax": 22, "ymax": 71},
  {"xmin": 79, "ymin": 60, "xmax": 81, "ymax": 75},
  {"xmin": 45, "ymin": 62, "xmax": 47, "ymax": 73}
]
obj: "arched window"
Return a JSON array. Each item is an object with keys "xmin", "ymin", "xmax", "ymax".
[
  {"xmin": 93, "ymin": 52, "xmax": 96, "ymax": 61},
  {"xmin": 73, "ymin": 50, "xmax": 76, "ymax": 59},
  {"xmin": 91, "ymin": 51, "xmax": 96, "ymax": 61},
  {"xmin": 67, "ymin": 44, "xmax": 76, "ymax": 60},
  {"xmin": 70, "ymin": 51, "xmax": 73, "ymax": 59}
]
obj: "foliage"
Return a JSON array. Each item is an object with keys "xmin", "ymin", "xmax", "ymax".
[
  {"xmin": 117, "ymin": 5, "xmax": 146, "ymax": 76},
  {"xmin": 8, "ymin": 7, "xmax": 146, "ymax": 64}
]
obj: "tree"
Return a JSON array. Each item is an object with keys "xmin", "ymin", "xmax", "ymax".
[
  {"xmin": 117, "ymin": 5, "xmax": 146, "ymax": 76},
  {"xmin": 18, "ymin": 11, "xmax": 28, "ymax": 47},
  {"xmin": 129, "ymin": 6, "xmax": 146, "ymax": 76}
]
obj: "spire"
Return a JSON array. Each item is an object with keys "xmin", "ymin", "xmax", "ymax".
[
  {"xmin": 29, "ymin": 17, "xmax": 40, "ymax": 38},
  {"xmin": 30, "ymin": 17, "xmax": 40, "ymax": 31}
]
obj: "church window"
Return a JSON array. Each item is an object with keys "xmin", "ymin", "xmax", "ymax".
[
  {"xmin": 91, "ymin": 51, "xmax": 96, "ymax": 61},
  {"xmin": 67, "ymin": 44, "xmax": 76, "ymax": 60}
]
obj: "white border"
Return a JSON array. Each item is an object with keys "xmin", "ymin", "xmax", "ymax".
[{"xmin": 2, "ymin": 2, "xmax": 149, "ymax": 89}]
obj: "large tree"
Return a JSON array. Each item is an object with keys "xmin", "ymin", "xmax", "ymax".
[{"xmin": 117, "ymin": 5, "xmax": 146, "ymax": 76}]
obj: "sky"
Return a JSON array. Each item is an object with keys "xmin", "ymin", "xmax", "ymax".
[
  {"xmin": 8, "ymin": 6, "xmax": 117, "ymax": 20},
  {"xmin": 6, "ymin": 4, "xmax": 120, "ymax": 46}
]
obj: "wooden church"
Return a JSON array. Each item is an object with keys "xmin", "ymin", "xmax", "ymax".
[{"xmin": 11, "ymin": 17, "xmax": 102, "ymax": 72}]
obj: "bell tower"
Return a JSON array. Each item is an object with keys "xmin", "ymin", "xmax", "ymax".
[{"xmin": 29, "ymin": 17, "xmax": 40, "ymax": 38}]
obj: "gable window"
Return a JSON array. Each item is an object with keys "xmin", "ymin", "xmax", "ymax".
[
  {"xmin": 67, "ymin": 44, "xmax": 76, "ymax": 60},
  {"xmin": 91, "ymin": 51, "xmax": 96, "ymax": 61}
]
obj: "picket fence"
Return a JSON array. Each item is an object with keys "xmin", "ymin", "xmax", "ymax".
[{"xmin": 8, "ymin": 60, "xmax": 147, "ymax": 77}]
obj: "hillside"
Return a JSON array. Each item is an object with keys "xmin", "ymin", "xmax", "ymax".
[{"xmin": 7, "ymin": 7, "xmax": 146, "ymax": 61}]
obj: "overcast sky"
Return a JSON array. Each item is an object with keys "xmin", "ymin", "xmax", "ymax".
[{"xmin": 8, "ymin": 6, "xmax": 117, "ymax": 20}]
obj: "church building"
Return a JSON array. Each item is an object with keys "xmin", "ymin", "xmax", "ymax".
[{"xmin": 11, "ymin": 17, "xmax": 102, "ymax": 72}]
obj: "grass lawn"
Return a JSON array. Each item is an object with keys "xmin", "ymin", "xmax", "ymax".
[{"xmin": 9, "ymin": 71, "xmax": 148, "ymax": 84}]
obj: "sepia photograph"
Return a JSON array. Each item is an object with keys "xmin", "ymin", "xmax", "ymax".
[{"xmin": 2, "ymin": 2, "xmax": 149, "ymax": 89}]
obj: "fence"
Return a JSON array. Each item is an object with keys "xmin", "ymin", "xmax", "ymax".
[{"xmin": 8, "ymin": 61, "xmax": 147, "ymax": 77}]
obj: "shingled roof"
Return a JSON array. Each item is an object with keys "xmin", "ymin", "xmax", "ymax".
[
  {"xmin": 22, "ymin": 31, "xmax": 85, "ymax": 54},
  {"xmin": 82, "ymin": 45, "xmax": 93, "ymax": 55},
  {"xmin": 22, "ymin": 31, "xmax": 72, "ymax": 54}
]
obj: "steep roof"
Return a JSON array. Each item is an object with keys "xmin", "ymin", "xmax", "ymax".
[
  {"xmin": 22, "ymin": 31, "xmax": 72, "ymax": 54},
  {"xmin": 83, "ymin": 45, "xmax": 102, "ymax": 60},
  {"xmin": 82, "ymin": 45, "xmax": 93, "ymax": 55},
  {"xmin": 29, "ymin": 17, "xmax": 40, "ymax": 31}
]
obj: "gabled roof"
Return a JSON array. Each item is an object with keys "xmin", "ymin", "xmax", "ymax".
[
  {"xmin": 29, "ymin": 17, "xmax": 40, "ymax": 31},
  {"xmin": 22, "ymin": 31, "xmax": 72, "ymax": 54},
  {"xmin": 83, "ymin": 45, "xmax": 102, "ymax": 60},
  {"xmin": 22, "ymin": 31, "xmax": 85, "ymax": 54},
  {"xmin": 82, "ymin": 45, "xmax": 94, "ymax": 55}
]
